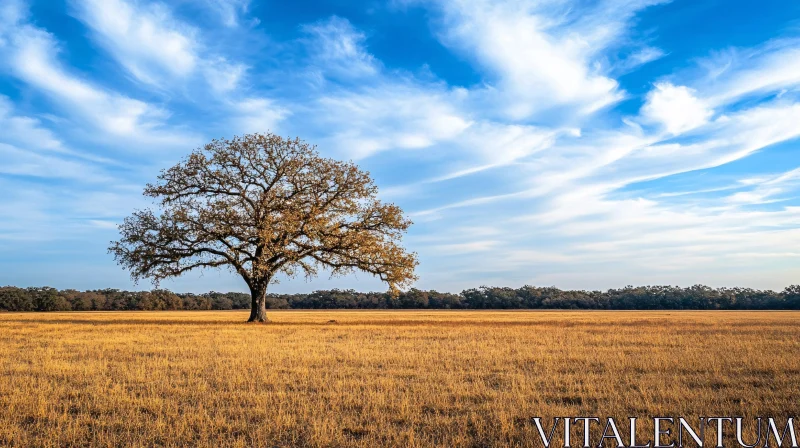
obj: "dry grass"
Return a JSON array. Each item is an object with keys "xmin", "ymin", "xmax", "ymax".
[{"xmin": 1, "ymin": 310, "xmax": 799, "ymax": 447}]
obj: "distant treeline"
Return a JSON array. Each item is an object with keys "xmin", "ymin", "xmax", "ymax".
[{"xmin": 3, "ymin": 285, "xmax": 800, "ymax": 311}]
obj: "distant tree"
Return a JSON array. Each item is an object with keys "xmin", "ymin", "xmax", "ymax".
[
  {"xmin": 427, "ymin": 290, "xmax": 464, "ymax": 309},
  {"xmin": 0, "ymin": 287, "xmax": 33, "ymax": 311},
  {"xmin": 61, "ymin": 289, "xmax": 92, "ymax": 311},
  {"xmin": 1, "ymin": 283, "xmax": 799, "ymax": 311},
  {"xmin": 399, "ymin": 288, "xmax": 430, "ymax": 308},
  {"xmin": 207, "ymin": 292, "xmax": 234, "ymax": 310},
  {"xmin": 109, "ymin": 133, "xmax": 418, "ymax": 322},
  {"xmin": 86, "ymin": 291, "xmax": 105, "ymax": 309},
  {"xmin": 223, "ymin": 292, "xmax": 250, "ymax": 309},
  {"xmin": 265, "ymin": 295, "xmax": 290, "ymax": 309},
  {"xmin": 782, "ymin": 285, "xmax": 800, "ymax": 309},
  {"xmin": 29, "ymin": 287, "xmax": 69, "ymax": 311}
]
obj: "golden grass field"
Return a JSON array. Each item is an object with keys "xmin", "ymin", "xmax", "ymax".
[{"xmin": 2, "ymin": 310, "xmax": 799, "ymax": 447}]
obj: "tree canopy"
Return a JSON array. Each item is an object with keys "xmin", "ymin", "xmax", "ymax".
[{"xmin": 109, "ymin": 133, "xmax": 418, "ymax": 321}]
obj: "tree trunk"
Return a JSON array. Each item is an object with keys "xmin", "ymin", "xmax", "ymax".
[{"xmin": 247, "ymin": 285, "xmax": 269, "ymax": 323}]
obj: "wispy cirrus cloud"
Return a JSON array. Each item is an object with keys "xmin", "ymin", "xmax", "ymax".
[
  {"xmin": 70, "ymin": 0, "xmax": 197, "ymax": 83},
  {"xmin": 697, "ymin": 40, "xmax": 800, "ymax": 106},
  {"xmin": 69, "ymin": 0, "xmax": 248, "ymax": 93},
  {"xmin": 301, "ymin": 16, "xmax": 380, "ymax": 82},
  {"xmin": 0, "ymin": 20, "xmax": 196, "ymax": 148},
  {"xmin": 312, "ymin": 85, "xmax": 471, "ymax": 159},
  {"xmin": 412, "ymin": 0, "xmax": 668, "ymax": 121},
  {"xmin": 391, "ymin": 7, "xmax": 800, "ymax": 291},
  {"xmin": 233, "ymin": 97, "xmax": 289, "ymax": 135},
  {"xmin": 0, "ymin": 143, "xmax": 111, "ymax": 182},
  {"xmin": 200, "ymin": 0, "xmax": 252, "ymax": 28}
]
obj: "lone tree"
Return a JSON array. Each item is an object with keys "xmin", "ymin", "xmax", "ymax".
[{"xmin": 109, "ymin": 133, "xmax": 418, "ymax": 322}]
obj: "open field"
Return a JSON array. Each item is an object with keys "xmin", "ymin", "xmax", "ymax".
[{"xmin": 2, "ymin": 310, "xmax": 800, "ymax": 447}]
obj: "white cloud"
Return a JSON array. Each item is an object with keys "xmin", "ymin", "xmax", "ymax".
[
  {"xmin": 86, "ymin": 219, "xmax": 120, "ymax": 229},
  {"xmin": 203, "ymin": 58, "xmax": 247, "ymax": 93},
  {"xmin": 430, "ymin": 240, "xmax": 498, "ymax": 255},
  {"xmin": 0, "ymin": 96, "xmax": 118, "ymax": 164},
  {"xmin": 201, "ymin": 0, "xmax": 251, "ymax": 27},
  {"xmin": 71, "ymin": 0, "xmax": 252, "ymax": 94},
  {"xmin": 234, "ymin": 98, "xmax": 289, "ymax": 135},
  {"xmin": 442, "ymin": 1, "xmax": 618, "ymax": 118},
  {"xmin": 0, "ymin": 20, "xmax": 196, "ymax": 148},
  {"xmin": 302, "ymin": 16, "xmax": 379, "ymax": 81},
  {"xmin": 402, "ymin": 88, "xmax": 800, "ymax": 290},
  {"xmin": 0, "ymin": 96, "xmax": 63, "ymax": 151},
  {"xmin": 723, "ymin": 166, "xmax": 800, "ymax": 205},
  {"xmin": 422, "ymin": 0, "xmax": 667, "ymax": 120},
  {"xmin": 544, "ymin": 101, "xmax": 800, "ymax": 200},
  {"xmin": 0, "ymin": 178, "xmax": 150, "ymax": 248},
  {"xmin": 641, "ymin": 83, "xmax": 713, "ymax": 135},
  {"xmin": 0, "ymin": 0, "xmax": 25, "ymax": 27},
  {"xmin": 0, "ymin": 143, "xmax": 110, "ymax": 182},
  {"xmin": 315, "ymin": 85, "xmax": 472, "ymax": 159},
  {"xmin": 71, "ymin": 0, "xmax": 197, "ymax": 84},
  {"xmin": 417, "ymin": 122, "xmax": 565, "ymax": 183},
  {"xmin": 613, "ymin": 46, "xmax": 665, "ymax": 74},
  {"xmin": 700, "ymin": 41, "xmax": 800, "ymax": 106}
]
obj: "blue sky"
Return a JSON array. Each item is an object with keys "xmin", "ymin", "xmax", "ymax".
[{"xmin": 1, "ymin": 0, "xmax": 800, "ymax": 293}]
